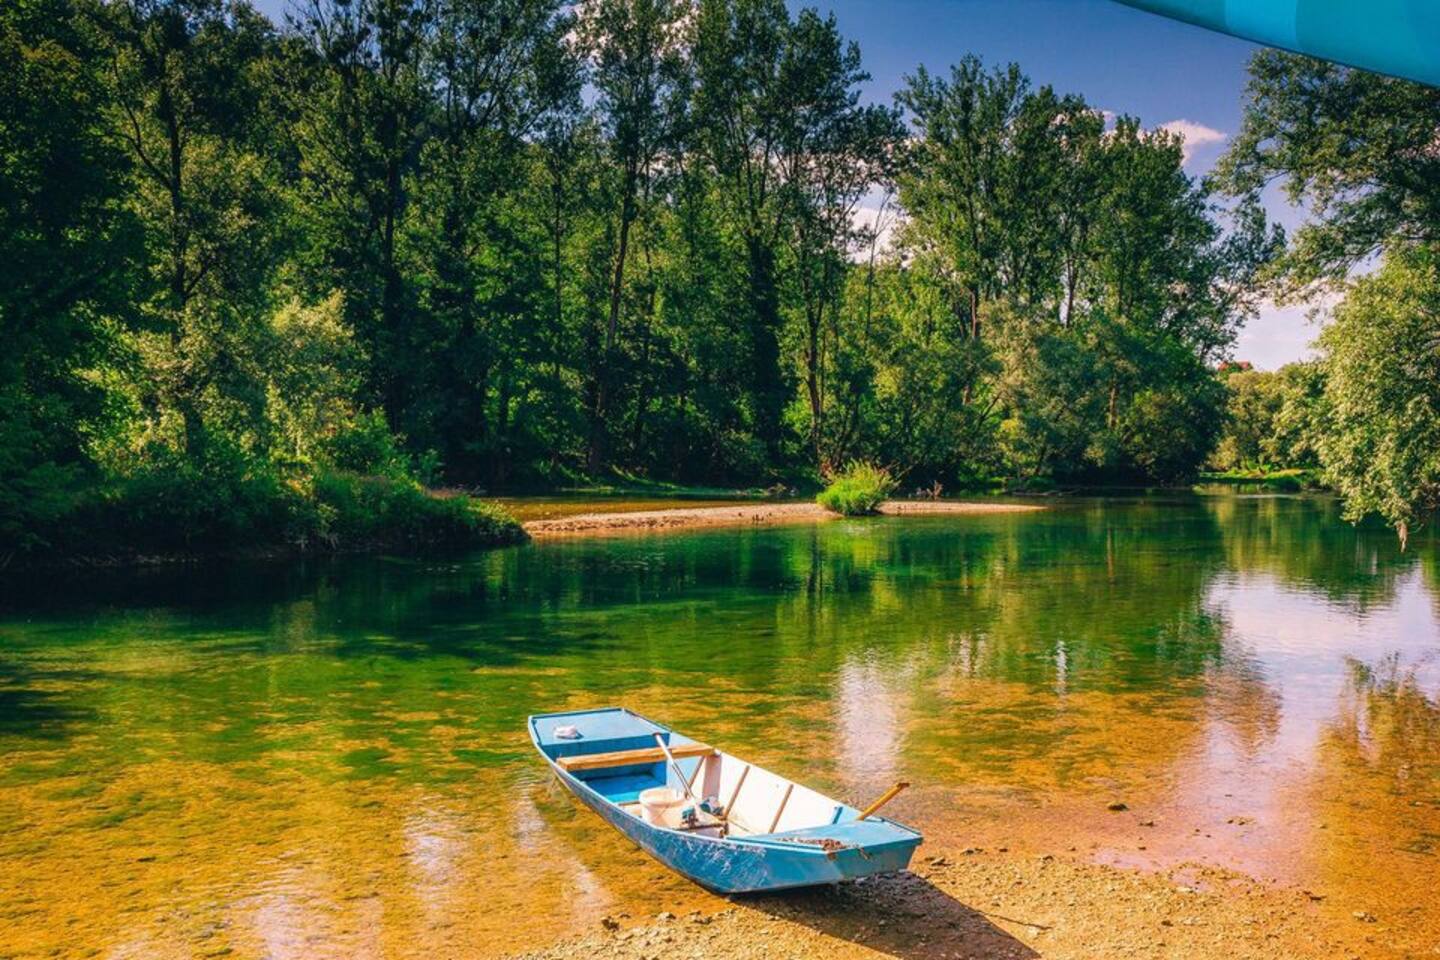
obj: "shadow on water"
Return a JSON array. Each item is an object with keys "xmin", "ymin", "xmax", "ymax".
[
  {"xmin": 745, "ymin": 873, "xmax": 1040, "ymax": 959},
  {"xmin": 0, "ymin": 661, "xmax": 99, "ymax": 742}
]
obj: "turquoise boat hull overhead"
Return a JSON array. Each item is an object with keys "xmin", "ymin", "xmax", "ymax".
[
  {"xmin": 528, "ymin": 707, "xmax": 923, "ymax": 894},
  {"xmin": 1114, "ymin": 0, "xmax": 1440, "ymax": 87}
]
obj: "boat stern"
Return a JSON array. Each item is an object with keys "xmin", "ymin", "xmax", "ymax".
[{"xmin": 725, "ymin": 818, "xmax": 923, "ymax": 892}]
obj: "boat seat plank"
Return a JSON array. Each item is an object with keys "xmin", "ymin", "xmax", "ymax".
[{"xmin": 557, "ymin": 741, "xmax": 715, "ymax": 772}]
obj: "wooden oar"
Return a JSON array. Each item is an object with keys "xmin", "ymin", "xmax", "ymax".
[
  {"xmin": 857, "ymin": 781, "xmax": 909, "ymax": 820},
  {"xmin": 654, "ymin": 733, "xmax": 703, "ymax": 806}
]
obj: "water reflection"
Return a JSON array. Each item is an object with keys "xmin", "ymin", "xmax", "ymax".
[{"xmin": 1, "ymin": 493, "xmax": 1438, "ymax": 957}]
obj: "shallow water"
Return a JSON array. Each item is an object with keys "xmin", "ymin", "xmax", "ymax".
[{"xmin": 2, "ymin": 494, "xmax": 1438, "ymax": 958}]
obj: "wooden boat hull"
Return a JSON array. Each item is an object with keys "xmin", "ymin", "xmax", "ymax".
[{"xmin": 529, "ymin": 707, "xmax": 922, "ymax": 894}]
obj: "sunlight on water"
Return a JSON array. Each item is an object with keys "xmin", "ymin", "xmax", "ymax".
[{"xmin": 1, "ymin": 493, "xmax": 1437, "ymax": 957}]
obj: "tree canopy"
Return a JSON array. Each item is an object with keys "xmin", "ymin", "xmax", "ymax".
[
  {"xmin": 1218, "ymin": 51, "xmax": 1440, "ymax": 542},
  {"xmin": 2, "ymin": 0, "xmax": 1285, "ymax": 561}
]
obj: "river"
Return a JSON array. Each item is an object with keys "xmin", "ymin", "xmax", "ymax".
[{"xmin": 1, "ymin": 492, "xmax": 1437, "ymax": 957}]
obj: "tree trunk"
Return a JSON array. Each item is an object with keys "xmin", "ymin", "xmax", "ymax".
[
  {"xmin": 159, "ymin": 75, "xmax": 203, "ymax": 459},
  {"xmin": 606, "ymin": 159, "xmax": 638, "ymax": 353},
  {"xmin": 380, "ymin": 150, "xmax": 403, "ymax": 423},
  {"xmin": 589, "ymin": 159, "xmax": 639, "ymax": 475},
  {"xmin": 805, "ymin": 301, "xmax": 823, "ymax": 468},
  {"xmin": 746, "ymin": 236, "xmax": 785, "ymax": 463}
]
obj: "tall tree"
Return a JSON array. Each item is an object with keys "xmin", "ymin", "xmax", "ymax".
[
  {"xmin": 288, "ymin": 0, "xmax": 432, "ymax": 427},
  {"xmin": 1315, "ymin": 247, "xmax": 1440, "ymax": 548},
  {"xmin": 576, "ymin": 0, "xmax": 686, "ymax": 473},
  {"xmin": 691, "ymin": 0, "xmax": 899, "ymax": 469},
  {"xmin": 98, "ymin": 0, "xmax": 282, "ymax": 458},
  {"xmin": 896, "ymin": 58, "xmax": 1031, "ymax": 346},
  {"xmin": 1216, "ymin": 50, "xmax": 1440, "ymax": 295},
  {"xmin": 1218, "ymin": 52, "xmax": 1440, "ymax": 539},
  {"xmin": 894, "ymin": 59, "xmax": 1272, "ymax": 482},
  {"xmin": 0, "ymin": 0, "xmax": 137, "ymax": 553},
  {"xmin": 775, "ymin": 9, "xmax": 901, "ymax": 470},
  {"xmin": 407, "ymin": 0, "xmax": 579, "ymax": 484},
  {"xmin": 689, "ymin": 0, "xmax": 789, "ymax": 462}
]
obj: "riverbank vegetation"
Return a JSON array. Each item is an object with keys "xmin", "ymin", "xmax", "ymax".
[
  {"xmin": 3, "ymin": 0, "xmax": 1436, "ymax": 562},
  {"xmin": 1209, "ymin": 364, "xmax": 1321, "ymax": 474},
  {"xmin": 816, "ymin": 462, "xmax": 896, "ymax": 516},
  {"xmin": 1214, "ymin": 51, "xmax": 1440, "ymax": 543}
]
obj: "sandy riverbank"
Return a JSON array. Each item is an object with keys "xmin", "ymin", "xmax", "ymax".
[
  {"xmin": 506, "ymin": 844, "xmax": 1409, "ymax": 960},
  {"xmin": 523, "ymin": 500, "xmax": 1044, "ymax": 537}
]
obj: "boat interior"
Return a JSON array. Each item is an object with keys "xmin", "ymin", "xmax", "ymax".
[{"xmin": 531, "ymin": 708, "xmax": 860, "ymax": 840}]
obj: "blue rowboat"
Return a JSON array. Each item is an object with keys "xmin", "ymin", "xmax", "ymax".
[{"xmin": 528, "ymin": 707, "xmax": 923, "ymax": 894}]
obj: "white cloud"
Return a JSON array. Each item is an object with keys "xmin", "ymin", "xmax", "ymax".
[
  {"xmin": 850, "ymin": 204, "xmax": 898, "ymax": 258},
  {"xmin": 848, "ymin": 186, "xmax": 901, "ymax": 262},
  {"xmin": 1232, "ymin": 297, "xmax": 1331, "ymax": 370},
  {"xmin": 1156, "ymin": 119, "xmax": 1227, "ymax": 165}
]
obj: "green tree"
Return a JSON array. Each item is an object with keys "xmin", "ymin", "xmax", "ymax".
[
  {"xmin": 288, "ymin": 0, "xmax": 431, "ymax": 427},
  {"xmin": 0, "ymin": 0, "xmax": 138, "ymax": 555},
  {"xmin": 827, "ymin": 257, "xmax": 1001, "ymax": 484},
  {"xmin": 97, "ymin": 0, "xmax": 283, "ymax": 460},
  {"xmin": 893, "ymin": 59, "xmax": 1271, "ymax": 484},
  {"xmin": 897, "ymin": 58, "xmax": 1039, "ymax": 341},
  {"xmin": 1217, "ymin": 51, "xmax": 1440, "ymax": 295},
  {"xmin": 405, "ymin": 0, "xmax": 579, "ymax": 485},
  {"xmin": 1316, "ymin": 247, "xmax": 1440, "ymax": 548},
  {"xmin": 1211, "ymin": 364, "xmax": 1323, "ymax": 471},
  {"xmin": 1218, "ymin": 52, "xmax": 1440, "ymax": 539},
  {"xmin": 774, "ymin": 11, "xmax": 902, "ymax": 470},
  {"xmin": 576, "ymin": 0, "xmax": 687, "ymax": 473}
]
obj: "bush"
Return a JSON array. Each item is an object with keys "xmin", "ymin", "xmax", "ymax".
[
  {"xmin": 19, "ymin": 459, "xmax": 525, "ymax": 565},
  {"xmin": 817, "ymin": 462, "xmax": 897, "ymax": 516},
  {"xmin": 308, "ymin": 471, "xmax": 526, "ymax": 550},
  {"xmin": 48, "ymin": 444, "xmax": 300, "ymax": 557},
  {"xmin": 323, "ymin": 409, "xmax": 415, "ymax": 479}
]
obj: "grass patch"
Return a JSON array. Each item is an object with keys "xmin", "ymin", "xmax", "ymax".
[
  {"xmin": 1199, "ymin": 467, "xmax": 1325, "ymax": 492},
  {"xmin": 817, "ymin": 462, "xmax": 898, "ymax": 516}
]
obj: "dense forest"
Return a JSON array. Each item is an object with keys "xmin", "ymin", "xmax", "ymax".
[{"xmin": 3, "ymin": 0, "xmax": 1438, "ymax": 562}]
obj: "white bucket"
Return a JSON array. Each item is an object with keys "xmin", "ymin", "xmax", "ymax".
[{"xmin": 638, "ymin": 787, "xmax": 686, "ymax": 828}]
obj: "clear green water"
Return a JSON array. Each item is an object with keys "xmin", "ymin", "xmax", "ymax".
[{"xmin": 1, "ymin": 494, "xmax": 1438, "ymax": 958}]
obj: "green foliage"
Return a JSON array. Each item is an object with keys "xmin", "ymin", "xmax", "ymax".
[
  {"xmin": 877, "ymin": 59, "xmax": 1269, "ymax": 486},
  {"xmin": 4, "ymin": 0, "xmax": 1290, "ymax": 563},
  {"xmin": 30, "ymin": 450, "xmax": 523, "ymax": 562},
  {"xmin": 1, "ymin": 0, "xmax": 138, "ymax": 560},
  {"xmin": 307, "ymin": 472, "xmax": 525, "ymax": 551},
  {"xmin": 1211, "ymin": 364, "xmax": 1323, "ymax": 472},
  {"xmin": 1119, "ymin": 366, "xmax": 1227, "ymax": 482},
  {"xmin": 995, "ymin": 320, "xmax": 1103, "ymax": 484},
  {"xmin": 1202, "ymin": 467, "xmax": 1323, "ymax": 492},
  {"xmin": 1315, "ymin": 247, "xmax": 1440, "ymax": 547},
  {"xmin": 1217, "ymin": 50, "xmax": 1440, "ymax": 295},
  {"xmin": 816, "ymin": 461, "xmax": 897, "ymax": 516},
  {"xmin": 1216, "ymin": 53, "xmax": 1439, "ymax": 542},
  {"xmin": 265, "ymin": 293, "xmax": 366, "ymax": 468}
]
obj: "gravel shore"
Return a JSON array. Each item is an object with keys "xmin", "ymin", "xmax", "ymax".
[
  {"xmin": 505, "ymin": 845, "xmax": 1413, "ymax": 960},
  {"xmin": 524, "ymin": 500, "xmax": 1043, "ymax": 537}
]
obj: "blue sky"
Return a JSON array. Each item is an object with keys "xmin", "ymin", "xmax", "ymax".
[{"xmin": 249, "ymin": 0, "xmax": 1316, "ymax": 368}]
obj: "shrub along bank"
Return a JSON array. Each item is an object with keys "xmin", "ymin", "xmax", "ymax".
[
  {"xmin": 817, "ymin": 463, "xmax": 898, "ymax": 516},
  {"xmin": 9, "ymin": 462, "xmax": 525, "ymax": 568}
]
